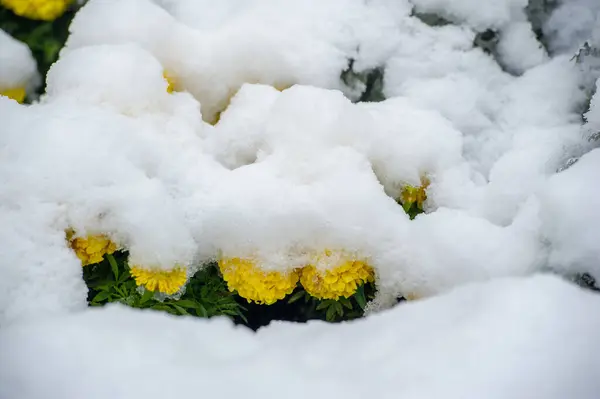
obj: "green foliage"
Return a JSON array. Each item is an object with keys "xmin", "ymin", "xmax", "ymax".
[
  {"xmin": 237, "ymin": 281, "xmax": 376, "ymax": 330},
  {"xmin": 84, "ymin": 252, "xmax": 378, "ymax": 329},
  {"xmin": 83, "ymin": 253, "xmax": 246, "ymax": 322},
  {"xmin": 288, "ymin": 283, "xmax": 375, "ymax": 323}
]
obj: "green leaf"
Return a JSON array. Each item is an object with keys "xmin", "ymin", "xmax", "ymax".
[
  {"xmin": 172, "ymin": 304, "xmax": 190, "ymax": 316},
  {"xmin": 139, "ymin": 289, "xmax": 154, "ymax": 305},
  {"xmin": 92, "ymin": 282, "xmax": 113, "ymax": 292},
  {"xmin": 92, "ymin": 291, "xmax": 111, "ymax": 303},
  {"xmin": 195, "ymin": 304, "xmax": 208, "ymax": 318},
  {"xmin": 325, "ymin": 305, "xmax": 337, "ymax": 322},
  {"xmin": 151, "ymin": 304, "xmax": 172, "ymax": 312},
  {"xmin": 117, "ymin": 269, "xmax": 130, "ymax": 284},
  {"xmin": 173, "ymin": 299, "xmax": 202, "ymax": 309},
  {"xmin": 113, "ymin": 285, "xmax": 127, "ymax": 298},
  {"xmin": 287, "ymin": 290, "xmax": 305, "ymax": 304},
  {"xmin": 334, "ymin": 301, "xmax": 344, "ymax": 317},
  {"xmin": 315, "ymin": 301, "xmax": 330, "ymax": 311},
  {"xmin": 106, "ymin": 253, "xmax": 119, "ymax": 281},
  {"xmin": 339, "ymin": 297, "xmax": 353, "ymax": 310},
  {"xmin": 355, "ymin": 285, "xmax": 367, "ymax": 310}
]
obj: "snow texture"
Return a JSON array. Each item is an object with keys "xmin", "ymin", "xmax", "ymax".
[
  {"xmin": 1, "ymin": 275, "xmax": 600, "ymax": 399},
  {"xmin": 0, "ymin": 29, "xmax": 37, "ymax": 91},
  {"xmin": 1, "ymin": 0, "xmax": 600, "ymax": 329}
]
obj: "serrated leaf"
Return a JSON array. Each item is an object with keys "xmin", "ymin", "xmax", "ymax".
[{"xmin": 315, "ymin": 301, "xmax": 330, "ymax": 311}]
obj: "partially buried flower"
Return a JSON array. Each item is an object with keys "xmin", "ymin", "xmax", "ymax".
[
  {"xmin": 66, "ymin": 230, "xmax": 117, "ymax": 266},
  {"xmin": 0, "ymin": 0, "xmax": 72, "ymax": 21},
  {"xmin": 163, "ymin": 71, "xmax": 177, "ymax": 94},
  {"xmin": 0, "ymin": 87, "xmax": 26, "ymax": 103},
  {"xmin": 300, "ymin": 250, "xmax": 374, "ymax": 300},
  {"xmin": 399, "ymin": 176, "xmax": 430, "ymax": 213},
  {"xmin": 218, "ymin": 257, "xmax": 299, "ymax": 305},
  {"xmin": 130, "ymin": 265, "xmax": 187, "ymax": 295}
]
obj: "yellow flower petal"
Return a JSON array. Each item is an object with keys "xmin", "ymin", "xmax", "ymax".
[
  {"xmin": 66, "ymin": 230, "xmax": 117, "ymax": 267},
  {"xmin": 218, "ymin": 257, "xmax": 298, "ymax": 305},
  {"xmin": 300, "ymin": 251, "xmax": 375, "ymax": 300},
  {"xmin": 130, "ymin": 265, "xmax": 187, "ymax": 295},
  {"xmin": 0, "ymin": 87, "xmax": 26, "ymax": 103},
  {"xmin": 1, "ymin": 0, "xmax": 72, "ymax": 21}
]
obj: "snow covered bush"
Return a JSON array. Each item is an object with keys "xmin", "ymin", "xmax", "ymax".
[{"xmin": 2, "ymin": 0, "xmax": 600, "ymax": 396}]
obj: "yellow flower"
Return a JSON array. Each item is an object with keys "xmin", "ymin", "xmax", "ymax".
[
  {"xmin": 130, "ymin": 265, "xmax": 187, "ymax": 295},
  {"xmin": 218, "ymin": 257, "xmax": 299, "ymax": 305},
  {"xmin": 300, "ymin": 250, "xmax": 374, "ymax": 300},
  {"xmin": 400, "ymin": 176, "xmax": 430, "ymax": 212},
  {"xmin": 0, "ymin": 87, "xmax": 26, "ymax": 103},
  {"xmin": 66, "ymin": 230, "xmax": 117, "ymax": 266},
  {"xmin": 163, "ymin": 71, "xmax": 176, "ymax": 94},
  {"xmin": 1, "ymin": 0, "xmax": 72, "ymax": 21}
]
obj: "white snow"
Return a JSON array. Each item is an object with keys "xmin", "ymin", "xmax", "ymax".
[
  {"xmin": 1, "ymin": 4, "xmax": 600, "ymax": 396},
  {"xmin": 1, "ymin": 0, "xmax": 600, "ymax": 324},
  {"xmin": 411, "ymin": 0, "xmax": 528, "ymax": 31},
  {"xmin": 0, "ymin": 29, "xmax": 38, "ymax": 93},
  {"xmin": 538, "ymin": 148, "xmax": 600, "ymax": 280},
  {"xmin": 1, "ymin": 275, "xmax": 600, "ymax": 399},
  {"xmin": 543, "ymin": 0, "xmax": 600, "ymax": 55}
]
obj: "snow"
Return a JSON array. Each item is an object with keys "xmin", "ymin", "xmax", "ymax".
[
  {"xmin": 538, "ymin": 148, "xmax": 600, "ymax": 280},
  {"xmin": 1, "ymin": 275, "xmax": 600, "ymax": 399},
  {"xmin": 0, "ymin": 29, "xmax": 38, "ymax": 93},
  {"xmin": 543, "ymin": 0, "xmax": 600, "ymax": 55},
  {"xmin": 1, "ymin": 0, "xmax": 600, "ymax": 395},
  {"xmin": 1, "ymin": 0, "xmax": 600, "ymax": 387},
  {"xmin": 1, "ymin": 0, "xmax": 600, "ymax": 324},
  {"xmin": 585, "ymin": 79, "xmax": 600, "ymax": 135},
  {"xmin": 411, "ymin": 0, "xmax": 527, "ymax": 31}
]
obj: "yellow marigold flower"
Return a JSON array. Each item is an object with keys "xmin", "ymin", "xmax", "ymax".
[
  {"xmin": 218, "ymin": 257, "xmax": 299, "ymax": 305},
  {"xmin": 300, "ymin": 250, "xmax": 375, "ymax": 300},
  {"xmin": 66, "ymin": 230, "xmax": 117, "ymax": 267},
  {"xmin": 0, "ymin": 87, "xmax": 26, "ymax": 103},
  {"xmin": 130, "ymin": 265, "xmax": 187, "ymax": 295},
  {"xmin": 1, "ymin": 0, "xmax": 72, "ymax": 21},
  {"xmin": 400, "ymin": 176, "xmax": 430, "ymax": 212},
  {"xmin": 163, "ymin": 71, "xmax": 176, "ymax": 94}
]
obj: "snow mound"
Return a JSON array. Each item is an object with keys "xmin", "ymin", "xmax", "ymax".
[{"xmin": 1, "ymin": 275, "xmax": 599, "ymax": 399}]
